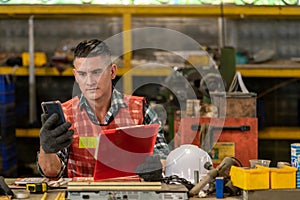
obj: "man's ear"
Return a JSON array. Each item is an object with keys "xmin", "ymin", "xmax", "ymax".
[{"xmin": 111, "ymin": 64, "xmax": 117, "ymax": 79}]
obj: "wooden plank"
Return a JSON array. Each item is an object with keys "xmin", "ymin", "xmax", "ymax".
[{"xmin": 67, "ymin": 181, "xmax": 162, "ymax": 191}]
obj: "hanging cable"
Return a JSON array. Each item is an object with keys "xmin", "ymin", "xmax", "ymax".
[{"xmin": 220, "ymin": 0, "xmax": 225, "ymax": 48}]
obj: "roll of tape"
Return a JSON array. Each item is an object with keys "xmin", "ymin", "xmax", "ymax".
[{"xmin": 14, "ymin": 190, "xmax": 30, "ymax": 199}]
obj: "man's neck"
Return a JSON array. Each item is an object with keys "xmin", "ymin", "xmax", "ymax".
[{"xmin": 87, "ymin": 92, "xmax": 112, "ymax": 124}]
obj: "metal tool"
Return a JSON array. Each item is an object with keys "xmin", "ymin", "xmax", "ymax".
[
  {"xmin": 0, "ymin": 176, "xmax": 14, "ymax": 197},
  {"xmin": 191, "ymin": 124, "xmax": 250, "ymax": 132},
  {"xmin": 188, "ymin": 157, "xmax": 239, "ymax": 197},
  {"xmin": 26, "ymin": 182, "xmax": 48, "ymax": 193}
]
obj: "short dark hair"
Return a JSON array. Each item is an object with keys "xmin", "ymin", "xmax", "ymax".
[{"xmin": 74, "ymin": 39, "xmax": 111, "ymax": 58}]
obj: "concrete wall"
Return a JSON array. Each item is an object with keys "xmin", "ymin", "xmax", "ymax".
[
  {"xmin": 227, "ymin": 19, "xmax": 300, "ymax": 58},
  {"xmin": 0, "ymin": 17, "xmax": 300, "ymax": 58}
]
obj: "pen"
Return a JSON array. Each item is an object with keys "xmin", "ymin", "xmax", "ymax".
[
  {"xmin": 54, "ymin": 192, "xmax": 65, "ymax": 200},
  {"xmin": 54, "ymin": 192, "xmax": 61, "ymax": 200},
  {"xmin": 41, "ymin": 192, "xmax": 47, "ymax": 200},
  {"xmin": 59, "ymin": 192, "xmax": 65, "ymax": 200}
]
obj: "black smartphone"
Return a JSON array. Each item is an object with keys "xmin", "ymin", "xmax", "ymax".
[{"xmin": 41, "ymin": 100, "xmax": 66, "ymax": 126}]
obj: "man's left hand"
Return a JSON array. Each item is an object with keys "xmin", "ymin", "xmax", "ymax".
[{"xmin": 135, "ymin": 155, "xmax": 162, "ymax": 182}]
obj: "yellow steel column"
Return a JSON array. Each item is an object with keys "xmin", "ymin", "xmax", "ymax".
[{"xmin": 122, "ymin": 12, "xmax": 133, "ymax": 94}]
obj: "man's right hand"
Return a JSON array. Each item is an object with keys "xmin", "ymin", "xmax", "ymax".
[{"xmin": 40, "ymin": 113, "xmax": 74, "ymax": 154}]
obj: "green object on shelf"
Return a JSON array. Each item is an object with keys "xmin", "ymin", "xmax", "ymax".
[{"xmin": 219, "ymin": 47, "xmax": 236, "ymax": 91}]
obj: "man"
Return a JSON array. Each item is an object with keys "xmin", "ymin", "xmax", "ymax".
[{"xmin": 37, "ymin": 39, "xmax": 170, "ymax": 178}]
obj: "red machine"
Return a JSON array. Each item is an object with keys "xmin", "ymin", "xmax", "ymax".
[{"xmin": 174, "ymin": 117, "xmax": 258, "ymax": 167}]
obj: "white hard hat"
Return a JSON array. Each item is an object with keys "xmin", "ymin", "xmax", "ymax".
[{"xmin": 165, "ymin": 144, "xmax": 212, "ymax": 184}]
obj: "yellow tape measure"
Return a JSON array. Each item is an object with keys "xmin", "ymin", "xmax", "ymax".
[{"xmin": 26, "ymin": 182, "xmax": 48, "ymax": 193}]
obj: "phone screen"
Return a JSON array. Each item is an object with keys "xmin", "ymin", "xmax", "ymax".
[{"xmin": 41, "ymin": 101, "xmax": 66, "ymax": 126}]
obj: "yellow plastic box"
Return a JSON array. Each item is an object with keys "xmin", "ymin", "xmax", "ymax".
[
  {"xmin": 21, "ymin": 52, "xmax": 47, "ymax": 67},
  {"xmin": 230, "ymin": 165, "xmax": 270, "ymax": 190},
  {"xmin": 270, "ymin": 166, "xmax": 297, "ymax": 189}
]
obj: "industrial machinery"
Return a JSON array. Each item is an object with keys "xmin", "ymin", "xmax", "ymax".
[
  {"xmin": 158, "ymin": 59, "xmax": 226, "ymax": 143},
  {"xmin": 189, "ymin": 156, "xmax": 241, "ymax": 197}
]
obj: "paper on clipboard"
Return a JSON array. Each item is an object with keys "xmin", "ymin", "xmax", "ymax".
[{"xmin": 93, "ymin": 124, "xmax": 159, "ymax": 181}]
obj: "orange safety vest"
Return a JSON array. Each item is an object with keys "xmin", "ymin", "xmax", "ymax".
[{"xmin": 61, "ymin": 95, "xmax": 145, "ymax": 178}]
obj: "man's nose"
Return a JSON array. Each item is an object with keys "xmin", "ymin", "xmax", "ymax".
[
  {"xmin": 86, "ymin": 74, "xmax": 95, "ymax": 84},
  {"xmin": 86, "ymin": 73, "xmax": 101, "ymax": 85}
]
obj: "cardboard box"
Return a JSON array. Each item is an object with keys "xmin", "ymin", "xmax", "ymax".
[{"xmin": 211, "ymin": 92, "xmax": 257, "ymax": 118}]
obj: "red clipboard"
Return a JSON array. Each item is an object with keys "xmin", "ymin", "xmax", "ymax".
[{"xmin": 93, "ymin": 124, "xmax": 159, "ymax": 181}]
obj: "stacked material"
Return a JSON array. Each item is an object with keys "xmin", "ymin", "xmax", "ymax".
[
  {"xmin": 291, "ymin": 143, "xmax": 300, "ymax": 188},
  {"xmin": 0, "ymin": 75, "xmax": 17, "ymax": 177}
]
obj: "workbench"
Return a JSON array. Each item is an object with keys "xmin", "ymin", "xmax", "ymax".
[
  {"xmin": 7, "ymin": 178, "xmax": 300, "ymax": 200},
  {"xmin": 4, "ymin": 178, "xmax": 243, "ymax": 200},
  {"xmin": 9, "ymin": 188, "xmax": 300, "ymax": 200},
  {"xmin": 8, "ymin": 189, "xmax": 241, "ymax": 200}
]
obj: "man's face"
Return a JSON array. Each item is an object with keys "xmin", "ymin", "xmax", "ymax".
[{"xmin": 73, "ymin": 55, "xmax": 117, "ymax": 102}]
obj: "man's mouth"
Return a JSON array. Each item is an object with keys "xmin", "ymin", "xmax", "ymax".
[{"xmin": 86, "ymin": 88, "xmax": 97, "ymax": 91}]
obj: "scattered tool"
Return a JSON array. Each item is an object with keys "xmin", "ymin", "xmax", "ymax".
[
  {"xmin": 0, "ymin": 176, "xmax": 14, "ymax": 197},
  {"xmin": 26, "ymin": 182, "xmax": 48, "ymax": 194},
  {"xmin": 189, "ymin": 157, "xmax": 241, "ymax": 197}
]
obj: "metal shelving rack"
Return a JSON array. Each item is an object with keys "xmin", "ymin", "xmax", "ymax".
[
  {"xmin": 0, "ymin": 5, "xmax": 300, "ymax": 138},
  {"xmin": 1, "ymin": 5, "xmax": 300, "ymax": 76},
  {"xmin": 1, "ymin": 5, "xmax": 300, "ymax": 74}
]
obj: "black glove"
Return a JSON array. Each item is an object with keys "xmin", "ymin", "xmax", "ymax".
[
  {"xmin": 40, "ymin": 113, "xmax": 74, "ymax": 154},
  {"xmin": 135, "ymin": 155, "xmax": 163, "ymax": 182}
]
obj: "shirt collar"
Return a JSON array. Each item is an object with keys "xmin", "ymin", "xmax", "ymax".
[{"xmin": 79, "ymin": 88, "xmax": 127, "ymax": 109}]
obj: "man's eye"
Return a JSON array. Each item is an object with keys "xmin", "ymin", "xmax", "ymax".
[
  {"xmin": 92, "ymin": 70, "xmax": 103, "ymax": 75},
  {"xmin": 78, "ymin": 72, "xmax": 86, "ymax": 76}
]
